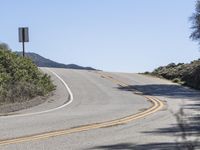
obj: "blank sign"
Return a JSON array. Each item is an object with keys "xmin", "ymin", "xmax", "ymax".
[{"xmin": 19, "ymin": 27, "xmax": 29, "ymax": 42}]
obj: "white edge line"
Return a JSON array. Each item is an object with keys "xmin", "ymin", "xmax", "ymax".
[{"xmin": 0, "ymin": 68, "xmax": 73, "ymax": 119}]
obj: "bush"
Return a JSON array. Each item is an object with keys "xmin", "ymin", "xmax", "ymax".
[
  {"xmin": 0, "ymin": 48, "xmax": 55, "ymax": 104},
  {"xmin": 0, "ymin": 42, "xmax": 10, "ymax": 51},
  {"xmin": 149, "ymin": 60, "xmax": 200, "ymax": 90}
]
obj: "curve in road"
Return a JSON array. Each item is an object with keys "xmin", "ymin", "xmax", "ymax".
[{"xmin": 0, "ymin": 69, "xmax": 164, "ymax": 146}]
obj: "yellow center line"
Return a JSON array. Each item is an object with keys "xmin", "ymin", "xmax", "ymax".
[{"xmin": 0, "ymin": 72, "xmax": 164, "ymax": 146}]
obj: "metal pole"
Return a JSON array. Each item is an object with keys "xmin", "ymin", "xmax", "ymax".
[
  {"xmin": 22, "ymin": 41, "xmax": 25, "ymax": 57},
  {"xmin": 22, "ymin": 28, "xmax": 25, "ymax": 57}
]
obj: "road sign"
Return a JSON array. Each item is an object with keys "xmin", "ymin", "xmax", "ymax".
[
  {"xmin": 18, "ymin": 27, "xmax": 29, "ymax": 57},
  {"xmin": 19, "ymin": 27, "xmax": 29, "ymax": 42}
]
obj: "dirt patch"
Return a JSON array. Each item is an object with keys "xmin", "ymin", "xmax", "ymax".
[{"xmin": 0, "ymin": 91, "xmax": 54, "ymax": 114}]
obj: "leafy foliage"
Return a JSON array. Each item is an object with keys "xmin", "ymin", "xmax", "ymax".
[
  {"xmin": 0, "ymin": 42, "xmax": 10, "ymax": 51},
  {"xmin": 190, "ymin": 0, "xmax": 200, "ymax": 44},
  {"xmin": 0, "ymin": 48, "xmax": 55, "ymax": 104},
  {"xmin": 149, "ymin": 60, "xmax": 200, "ymax": 90}
]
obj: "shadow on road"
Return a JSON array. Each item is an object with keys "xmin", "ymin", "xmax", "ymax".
[
  {"xmin": 88, "ymin": 142, "xmax": 198, "ymax": 150},
  {"xmin": 88, "ymin": 84, "xmax": 200, "ymax": 150},
  {"xmin": 117, "ymin": 84, "xmax": 200, "ymax": 100}
]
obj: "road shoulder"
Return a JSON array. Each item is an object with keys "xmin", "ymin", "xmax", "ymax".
[{"xmin": 0, "ymin": 68, "xmax": 70, "ymax": 116}]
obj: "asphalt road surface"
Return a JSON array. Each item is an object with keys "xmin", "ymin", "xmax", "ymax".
[{"xmin": 0, "ymin": 68, "xmax": 199, "ymax": 150}]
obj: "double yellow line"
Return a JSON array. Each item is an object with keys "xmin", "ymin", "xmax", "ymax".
[{"xmin": 0, "ymin": 72, "xmax": 164, "ymax": 146}]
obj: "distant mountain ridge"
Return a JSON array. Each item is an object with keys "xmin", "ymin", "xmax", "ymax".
[{"xmin": 15, "ymin": 52, "xmax": 96, "ymax": 70}]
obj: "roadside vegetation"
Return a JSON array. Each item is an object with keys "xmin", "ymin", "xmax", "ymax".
[
  {"xmin": 0, "ymin": 43, "xmax": 55, "ymax": 104},
  {"xmin": 144, "ymin": 0, "xmax": 200, "ymax": 92},
  {"xmin": 144, "ymin": 60, "xmax": 200, "ymax": 90},
  {"xmin": 143, "ymin": 2, "xmax": 200, "ymax": 149}
]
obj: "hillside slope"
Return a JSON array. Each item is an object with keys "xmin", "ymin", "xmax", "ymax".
[
  {"xmin": 146, "ymin": 60, "xmax": 200, "ymax": 90},
  {"xmin": 15, "ymin": 52, "xmax": 96, "ymax": 70}
]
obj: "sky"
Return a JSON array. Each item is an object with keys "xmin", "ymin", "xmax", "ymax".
[{"xmin": 0, "ymin": 0, "xmax": 199, "ymax": 72}]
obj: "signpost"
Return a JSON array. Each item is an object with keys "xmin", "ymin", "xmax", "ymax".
[{"xmin": 18, "ymin": 27, "xmax": 29, "ymax": 57}]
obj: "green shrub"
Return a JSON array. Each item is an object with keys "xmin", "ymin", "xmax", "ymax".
[
  {"xmin": 149, "ymin": 60, "xmax": 200, "ymax": 90},
  {"xmin": 0, "ymin": 48, "xmax": 55, "ymax": 104},
  {"xmin": 172, "ymin": 78, "xmax": 183, "ymax": 84}
]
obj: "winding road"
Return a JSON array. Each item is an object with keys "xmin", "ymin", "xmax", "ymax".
[{"xmin": 0, "ymin": 68, "xmax": 199, "ymax": 150}]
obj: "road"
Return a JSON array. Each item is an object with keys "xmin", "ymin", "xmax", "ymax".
[{"xmin": 0, "ymin": 68, "xmax": 199, "ymax": 150}]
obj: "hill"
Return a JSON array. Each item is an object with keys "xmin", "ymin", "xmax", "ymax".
[
  {"xmin": 15, "ymin": 52, "xmax": 96, "ymax": 70},
  {"xmin": 145, "ymin": 60, "xmax": 200, "ymax": 90}
]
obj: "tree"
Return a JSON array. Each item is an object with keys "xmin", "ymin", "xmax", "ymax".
[
  {"xmin": 0, "ymin": 42, "xmax": 10, "ymax": 51},
  {"xmin": 190, "ymin": 0, "xmax": 200, "ymax": 44}
]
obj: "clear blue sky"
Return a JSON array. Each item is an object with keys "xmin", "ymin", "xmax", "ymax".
[{"xmin": 0, "ymin": 0, "xmax": 199, "ymax": 72}]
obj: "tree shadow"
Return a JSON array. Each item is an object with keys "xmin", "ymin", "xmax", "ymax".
[
  {"xmin": 88, "ymin": 142, "xmax": 200, "ymax": 150},
  {"xmin": 118, "ymin": 84, "xmax": 200, "ymax": 113},
  {"xmin": 117, "ymin": 84, "xmax": 200, "ymax": 100},
  {"xmin": 88, "ymin": 84, "xmax": 200, "ymax": 150},
  {"xmin": 119, "ymin": 84, "xmax": 200, "ymax": 129}
]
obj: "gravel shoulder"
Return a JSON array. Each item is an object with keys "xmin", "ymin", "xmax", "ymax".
[
  {"xmin": 0, "ymin": 68, "xmax": 69, "ymax": 115},
  {"xmin": 0, "ymin": 93, "xmax": 53, "ymax": 114}
]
